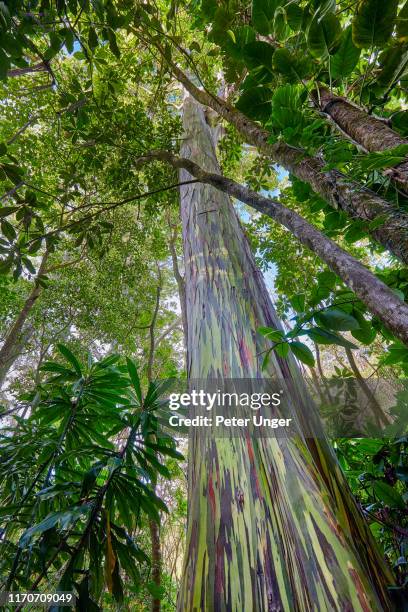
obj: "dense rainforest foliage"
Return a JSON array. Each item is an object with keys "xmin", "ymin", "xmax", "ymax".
[{"xmin": 1, "ymin": 0, "xmax": 408, "ymax": 609}]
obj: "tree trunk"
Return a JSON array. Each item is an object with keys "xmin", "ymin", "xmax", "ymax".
[
  {"xmin": 167, "ymin": 62, "xmax": 408, "ymax": 264},
  {"xmin": 344, "ymin": 347, "xmax": 390, "ymax": 429},
  {"xmin": 312, "ymin": 86, "xmax": 408, "ymax": 192},
  {"xmin": 177, "ymin": 96, "xmax": 393, "ymax": 611},
  {"xmin": 168, "ymin": 225, "xmax": 188, "ymax": 345},
  {"xmin": 0, "ymin": 250, "xmax": 48, "ymax": 388},
  {"xmin": 137, "ymin": 149, "xmax": 408, "ymax": 347},
  {"xmin": 0, "ymin": 324, "xmax": 34, "ymax": 389}
]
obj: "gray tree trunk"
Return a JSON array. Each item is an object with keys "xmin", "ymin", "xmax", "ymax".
[
  {"xmin": 0, "ymin": 250, "xmax": 48, "ymax": 388},
  {"xmin": 312, "ymin": 86, "xmax": 408, "ymax": 192}
]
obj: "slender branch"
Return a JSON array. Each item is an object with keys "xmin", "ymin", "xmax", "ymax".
[{"xmin": 134, "ymin": 149, "xmax": 408, "ymax": 346}]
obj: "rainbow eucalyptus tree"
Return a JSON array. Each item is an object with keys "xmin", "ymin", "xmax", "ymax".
[{"xmin": 177, "ymin": 96, "xmax": 394, "ymax": 611}]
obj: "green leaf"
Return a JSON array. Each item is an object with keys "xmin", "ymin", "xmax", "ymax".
[
  {"xmin": 274, "ymin": 342, "xmax": 289, "ymax": 358},
  {"xmin": 0, "ymin": 48, "xmax": 10, "ymax": 80},
  {"xmin": 1, "ymin": 219, "xmax": 16, "ymax": 241},
  {"xmin": 359, "ymin": 144, "xmax": 408, "ymax": 172},
  {"xmin": 272, "ymin": 48, "xmax": 311, "ymax": 82},
  {"xmin": 316, "ymin": 308, "xmax": 360, "ymax": 331},
  {"xmin": 0, "ymin": 206, "xmax": 18, "ymax": 217},
  {"xmin": 331, "ymin": 26, "xmax": 361, "ymax": 78},
  {"xmin": 126, "ymin": 357, "xmax": 142, "ymax": 402},
  {"xmin": 353, "ymin": 0, "xmax": 399, "ymax": 48},
  {"xmin": 307, "ymin": 13, "xmax": 342, "ymax": 58},
  {"xmin": 1, "ymin": 162, "xmax": 23, "ymax": 184},
  {"xmin": 351, "ymin": 311, "xmax": 376, "ymax": 345},
  {"xmin": 107, "ymin": 30, "xmax": 120, "ymax": 58},
  {"xmin": 373, "ymin": 481, "xmax": 405, "ymax": 509},
  {"xmin": 270, "ymin": 84, "xmax": 304, "ymax": 135},
  {"xmin": 146, "ymin": 442, "xmax": 184, "ymax": 460},
  {"xmin": 289, "ymin": 294, "xmax": 305, "ymax": 313},
  {"xmin": 236, "ymin": 86, "xmax": 272, "ymax": 121},
  {"xmin": 223, "ymin": 26, "xmax": 256, "ymax": 62},
  {"xmin": 377, "ymin": 44, "xmax": 408, "ymax": 88},
  {"xmin": 289, "ymin": 341, "xmax": 315, "ymax": 366},
  {"xmin": 88, "ymin": 27, "xmax": 99, "ymax": 51},
  {"xmin": 286, "ymin": 4, "xmax": 304, "ymax": 31},
  {"xmin": 258, "ymin": 327, "xmax": 284, "ymax": 342},
  {"xmin": 391, "ymin": 110, "xmax": 408, "ymax": 136},
  {"xmin": 57, "ymin": 344, "xmax": 82, "ymax": 375},
  {"xmin": 252, "ymin": 0, "xmax": 278, "ymax": 35},
  {"xmin": 242, "ymin": 41, "xmax": 274, "ymax": 69},
  {"xmin": 382, "ymin": 342, "xmax": 408, "ymax": 365},
  {"xmin": 306, "ymin": 327, "xmax": 358, "ymax": 349},
  {"xmin": 147, "ymin": 581, "xmax": 165, "ymax": 599},
  {"xmin": 397, "ymin": 1, "xmax": 408, "ymax": 42},
  {"xmin": 19, "ymin": 506, "xmax": 90, "ymax": 547},
  {"xmin": 316, "ymin": 270, "xmax": 336, "ymax": 289}
]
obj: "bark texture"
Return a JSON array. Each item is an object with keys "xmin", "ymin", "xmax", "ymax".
[
  {"xmin": 312, "ymin": 86, "xmax": 408, "ymax": 192},
  {"xmin": 0, "ymin": 250, "xmax": 48, "ymax": 387},
  {"xmin": 167, "ymin": 62, "xmax": 408, "ymax": 264},
  {"xmin": 0, "ymin": 324, "xmax": 34, "ymax": 389},
  {"xmin": 177, "ymin": 96, "xmax": 393, "ymax": 611},
  {"xmin": 137, "ymin": 149, "xmax": 408, "ymax": 347}
]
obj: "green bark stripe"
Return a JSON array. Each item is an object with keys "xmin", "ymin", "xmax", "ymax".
[{"xmin": 177, "ymin": 96, "xmax": 393, "ymax": 612}]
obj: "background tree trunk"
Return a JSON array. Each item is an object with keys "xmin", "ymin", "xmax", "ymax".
[
  {"xmin": 177, "ymin": 96, "xmax": 393, "ymax": 611},
  {"xmin": 0, "ymin": 250, "xmax": 48, "ymax": 388},
  {"xmin": 0, "ymin": 324, "xmax": 34, "ymax": 390}
]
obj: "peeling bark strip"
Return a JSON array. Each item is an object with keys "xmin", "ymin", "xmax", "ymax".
[
  {"xmin": 137, "ymin": 149, "xmax": 408, "ymax": 347},
  {"xmin": 166, "ymin": 61, "xmax": 408, "ymax": 264},
  {"xmin": 312, "ymin": 86, "xmax": 408, "ymax": 192},
  {"xmin": 0, "ymin": 250, "xmax": 48, "ymax": 387},
  {"xmin": 177, "ymin": 96, "xmax": 393, "ymax": 611}
]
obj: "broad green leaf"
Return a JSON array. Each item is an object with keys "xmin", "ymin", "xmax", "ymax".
[
  {"xmin": 126, "ymin": 357, "xmax": 142, "ymax": 402},
  {"xmin": 289, "ymin": 294, "xmax": 305, "ymax": 313},
  {"xmin": 252, "ymin": 0, "xmax": 279, "ymax": 35},
  {"xmin": 272, "ymin": 48, "xmax": 311, "ymax": 82},
  {"xmin": 1, "ymin": 219, "xmax": 16, "ymax": 241},
  {"xmin": 351, "ymin": 311, "xmax": 376, "ymax": 345},
  {"xmin": 316, "ymin": 308, "xmax": 360, "ymax": 331},
  {"xmin": 236, "ymin": 86, "xmax": 272, "ymax": 121},
  {"xmin": 286, "ymin": 4, "xmax": 303, "ymax": 31},
  {"xmin": 306, "ymin": 327, "xmax": 358, "ymax": 349},
  {"xmin": 316, "ymin": 270, "xmax": 336, "ymax": 289},
  {"xmin": 307, "ymin": 13, "xmax": 342, "ymax": 57},
  {"xmin": 57, "ymin": 344, "xmax": 82, "ymax": 375},
  {"xmin": 392, "ymin": 110, "xmax": 408, "ymax": 136},
  {"xmin": 353, "ymin": 0, "xmax": 398, "ymax": 48},
  {"xmin": 274, "ymin": 342, "xmax": 289, "ymax": 358},
  {"xmin": 289, "ymin": 341, "xmax": 315, "ymax": 366},
  {"xmin": 331, "ymin": 26, "xmax": 361, "ymax": 78},
  {"xmin": 373, "ymin": 480, "xmax": 405, "ymax": 509},
  {"xmin": 258, "ymin": 327, "xmax": 284, "ymax": 342},
  {"xmin": 242, "ymin": 41, "xmax": 274, "ymax": 69},
  {"xmin": 88, "ymin": 27, "xmax": 99, "ymax": 51}
]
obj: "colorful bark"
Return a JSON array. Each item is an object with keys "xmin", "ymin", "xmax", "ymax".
[{"xmin": 177, "ymin": 96, "xmax": 393, "ymax": 611}]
